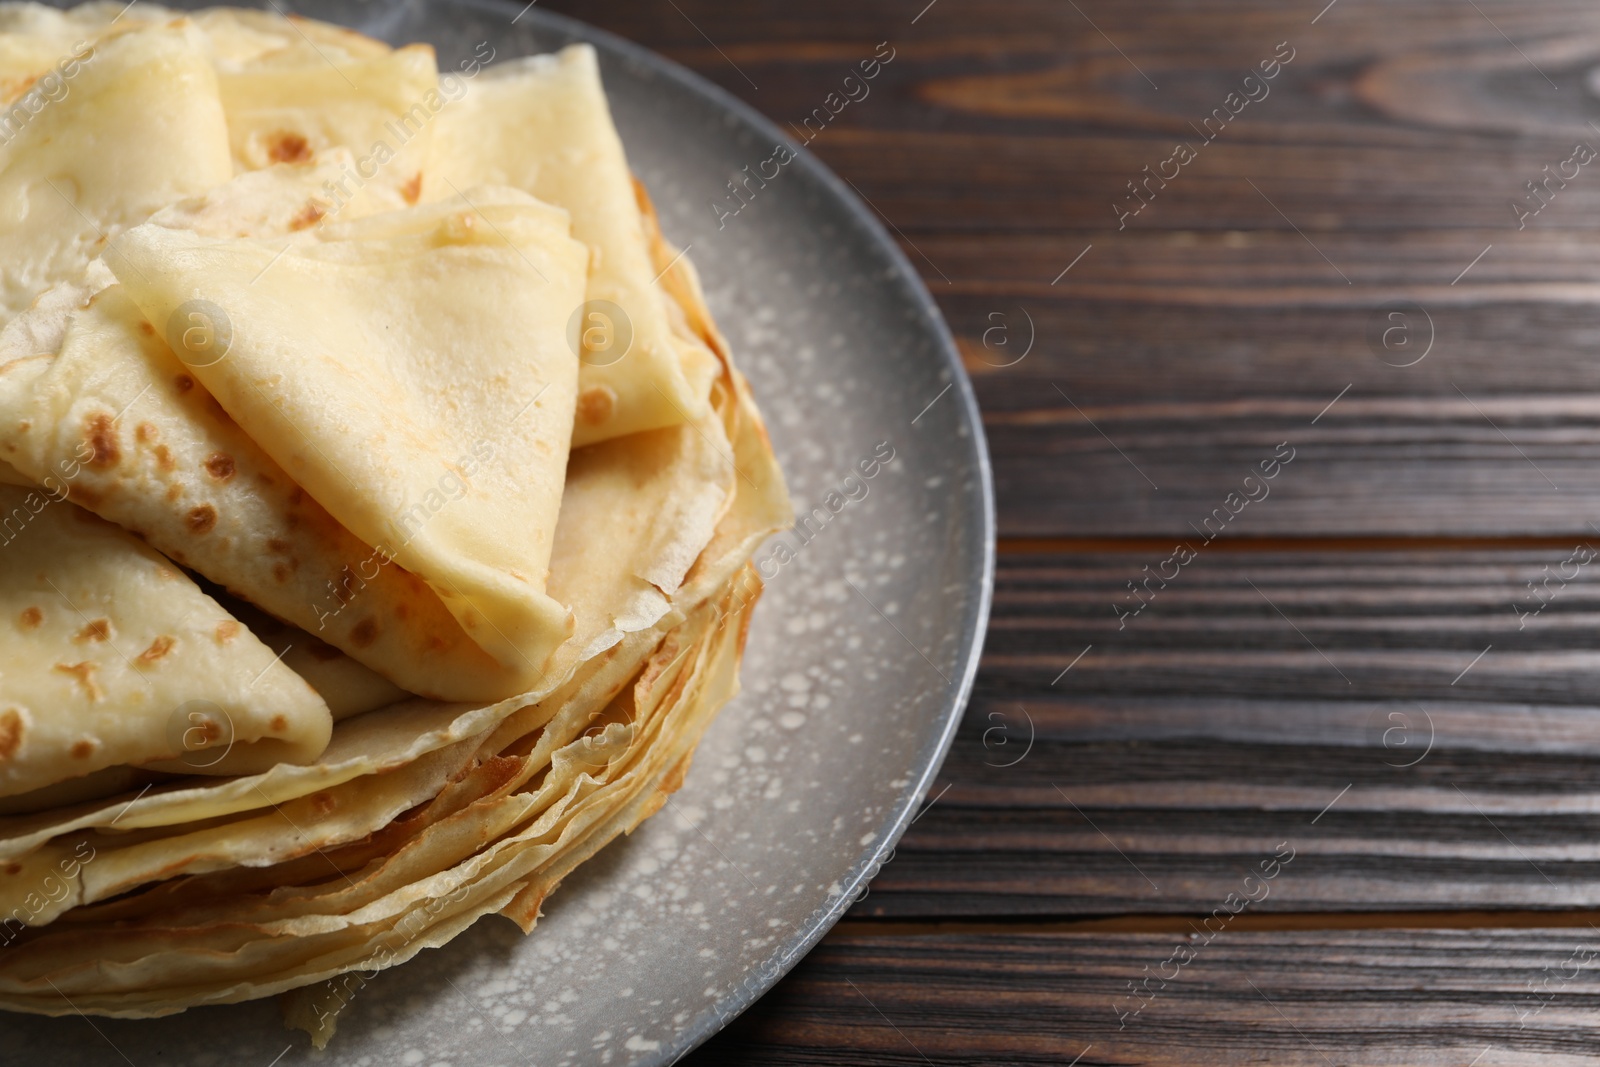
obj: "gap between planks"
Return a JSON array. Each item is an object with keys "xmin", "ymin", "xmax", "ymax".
[
  {"xmin": 997, "ymin": 535, "xmax": 1595, "ymax": 555},
  {"xmin": 834, "ymin": 909, "xmax": 1600, "ymax": 936}
]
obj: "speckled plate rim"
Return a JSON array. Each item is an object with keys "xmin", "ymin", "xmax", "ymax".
[{"xmin": 390, "ymin": 1, "xmax": 995, "ymax": 1059}]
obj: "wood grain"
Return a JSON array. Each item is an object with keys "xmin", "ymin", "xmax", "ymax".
[
  {"xmin": 841, "ymin": 548, "xmax": 1600, "ymax": 916},
  {"xmin": 549, "ymin": 0, "xmax": 1600, "ymax": 539},
  {"xmin": 528, "ymin": 0, "xmax": 1600, "ymax": 1062},
  {"xmin": 691, "ymin": 928, "xmax": 1600, "ymax": 1065},
  {"xmin": 954, "ymin": 232, "xmax": 1600, "ymax": 536}
]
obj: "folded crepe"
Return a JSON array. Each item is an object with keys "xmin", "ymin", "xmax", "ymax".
[
  {"xmin": 0, "ymin": 165, "xmax": 745, "ymax": 707},
  {"xmin": 4, "ymin": 11, "xmax": 716, "ymax": 447},
  {"xmin": 0, "ymin": 163, "xmax": 540, "ymax": 703},
  {"xmin": 0, "ymin": 202, "xmax": 768, "ymax": 853},
  {"xmin": 0, "ymin": 187, "xmax": 781, "ymax": 875},
  {"xmin": 0, "ymin": 21, "xmax": 233, "ymax": 323},
  {"xmin": 106, "ymin": 189, "xmax": 588, "ymax": 692},
  {"xmin": 428, "ymin": 44, "xmax": 718, "ymax": 447},
  {"xmin": 0, "ymin": 178, "xmax": 590, "ymax": 702},
  {"xmin": 0, "ymin": 484, "xmax": 331, "ymax": 798}
]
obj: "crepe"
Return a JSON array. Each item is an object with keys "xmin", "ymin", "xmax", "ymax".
[
  {"xmin": 0, "ymin": 485, "xmax": 331, "ymax": 799},
  {"xmin": 0, "ymin": 3, "xmax": 93, "ymax": 100},
  {"xmin": 0, "ymin": 569, "xmax": 755, "ymax": 1025},
  {"xmin": 428, "ymin": 44, "xmax": 718, "ymax": 447},
  {"xmin": 217, "ymin": 42, "xmax": 438, "ymax": 204},
  {"xmin": 0, "ymin": 4, "xmax": 793, "ymax": 1044},
  {"xmin": 0, "ymin": 217, "xmax": 766, "ymax": 847},
  {"xmin": 0, "ymin": 207, "xmax": 766, "ymax": 850},
  {"xmin": 219, "ymin": 597, "xmax": 407, "ymax": 722},
  {"xmin": 0, "ymin": 3, "xmax": 390, "ymax": 71},
  {"xmin": 0, "ymin": 21, "xmax": 233, "ymax": 322},
  {"xmin": 0, "ymin": 161, "xmax": 530, "ymax": 703},
  {"xmin": 110, "ymin": 189, "xmax": 588, "ymax": 690},
  {"xmin": 0, "ymin": 204, "xmax": 784, "ymax": 924},
  {"xmin": 147, "ymin": 148, "xmax": 408, "ymax": 236}
]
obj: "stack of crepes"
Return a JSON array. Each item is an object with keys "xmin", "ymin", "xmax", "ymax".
[{"xmin": 0, "ymin": 2, "xmax": 788, "ymax": 1046}]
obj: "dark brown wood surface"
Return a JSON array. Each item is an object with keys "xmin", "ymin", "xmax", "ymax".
[{"xmin": 532, "ymin": 0, "xmax": 1600, "ymax": 1061}]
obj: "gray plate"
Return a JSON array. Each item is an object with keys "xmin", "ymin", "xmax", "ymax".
[{"xmin": 10, "ymin": 1, "xmax": 993, "ymax": 1063}]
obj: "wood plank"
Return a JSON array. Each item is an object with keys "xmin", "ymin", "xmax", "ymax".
[
  {"xmin": 842, "ymin": 548, "xmax": 1600, "ymax": 916},
  {"xmin": 551, "ymin": 0, "xmax": 1600, "ymax": 538},
  {"xmin": 943, "ymin": 231, "xmax": 1600, "ymax": 537},
  {"xmin": 980, "ymin": 382, "xmax": 1600, "ymax": 538},
  {"xmin": 520, "ymin": 0, "xmax": 1600, "ymax": 1062},
  {"xmin": 685, "ymin": 928, "xmax": 1600, "ymax": 1065},
  {"xmin": 546, "ymin": 0, "xmax": 1600, "ymax": 233}
]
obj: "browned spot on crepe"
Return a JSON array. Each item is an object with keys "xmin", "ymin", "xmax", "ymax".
[
  {"xmin": 186, "ymin": 504, "xmax": 217, "ymax": 534},
  {"xmin": 83, "ymin": 412, "xmax": 119, "ymax": 468},
  {"xmin": 289, "ymin": 200, "xmax": 326, "ymax": 231},
  {"xmin": 74, "ymin": 618, "xmax": 111, "ymax": 643},
  {"xmin": 576, "ymin": 385, "xmax": 615, "ymax": 426},
  {"xmin": 350, "ymin": 617, "xmax": 378, "ymax": 648},
  {"xmin": 188, "ymin": 717, "xmax": 223, "ymax": 745},
  {"xmin": 204, "ymin": 452, "xmax": 236, "ymax": 481},
  {"xmin": 0, "ymin": 709, "xmax": 22, "ymax": 761},
  {"xmin": 267, "ymin": 131, "xmax": 311, "ymax": 163},
  {"xmin": 137, "ymin": 635, "xmax": 175, "ymax": 663}
]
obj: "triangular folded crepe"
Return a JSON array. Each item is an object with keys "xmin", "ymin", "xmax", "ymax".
[
  {"xmin": 110, "ymin": 190, "xmax": 587, "ymax": 686},
  {"xmin": 0, "ymin": 485, "xmax": 331, "ymax": 798},
  {"xmin": 0, "ymin": 21, "xmax": 233, "ymax": 322},
  {"xmin": 427, "ymin": 44, "xmax": 716, "ymax": 447},
  {"xmin": 0, "ymin": 283, "xmax": 524, "ymax": 703}
]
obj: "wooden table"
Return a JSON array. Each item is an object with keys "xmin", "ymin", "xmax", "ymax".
[{"xmin": 542, "ymin": 0, "xmax": 1600, "ymax": 1061}]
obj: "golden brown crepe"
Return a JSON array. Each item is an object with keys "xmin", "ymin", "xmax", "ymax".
[
  {"xmin": 112, "ymin": 190, "xmax": 588, "ymax": 690},
  {"xmin": 0, "ymin": 485, "xmax": 332, "ymax": 798},
  {"xmin": 428, "ymin": 44, "xmax": 719, "ymax": 447},
  {"xmin": 0, "ymin": 4, "xmax": 793, "ymax": 1046}
]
